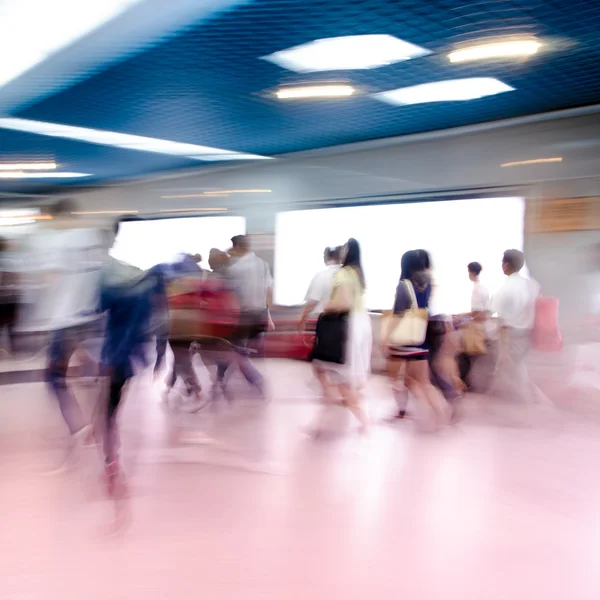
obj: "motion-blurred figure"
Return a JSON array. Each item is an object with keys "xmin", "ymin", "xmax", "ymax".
[
  {"xmin": 0, "ymin": 237, "xmax": 20, "ymax": 356},
  {"xmin": 99, "ymin": 218, "xmax": 163, "ymax": 495},
  {"xmin": 159, "ymin": 253, "xmax": 206, "ymax": 411},
  {"xmin": 383, "ymin": 250, "xmax": 448, "ymax": 427},
  {"xmin": 24, "ymin": 199, "xmax": 105, "ymax": 458},
  {"xmin": 226, "ymin": 235, "xmax": 274, "ymax": 398},
  {"xmin": 458, "ymin": 262, "xmax": 491, "ymax": 387},
  {"xmin": 489, "ymin": 249, "xmax": 550, "ymax": 408},
  {"xmin": 311, "ymin": 238, "xmax": 371, "ymax": 434},
  {"xmin": 298, "ymin": 246, "xmax": 341, "ymax": 332}
]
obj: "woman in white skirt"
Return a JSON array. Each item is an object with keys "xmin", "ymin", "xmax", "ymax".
[{"xmin": 311, "ymin": 238, "xmax": 372, "ymax": 434}]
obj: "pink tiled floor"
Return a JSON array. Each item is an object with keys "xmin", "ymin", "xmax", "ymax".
[{"xmin": 1, "ymin": 359, "xmax": 600, "ymax": 599}]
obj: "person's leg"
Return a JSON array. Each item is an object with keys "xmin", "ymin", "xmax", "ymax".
[
  {"xmin": 173, "ymin": 343, "xmax": 202, "ymax": 396},
  {"xmin": 388, "ymin": 357, "xmax": 409, "ymax": 417},
  {"xmin": 235, "ymin": 336, "xmax": 265, "ymax": 390},
  {"xmin": 104, "ymin": 368, "xmax": 127, "ymax": 465},
  {"xmin": 406, "ymin": 359, "xmax": 448, "ymax": 426},
  {"xmin": 505, "ymin": 330, "xmax": 552, "ymax": 407},
  {"xmin": 102, "ymin": 365, "xmax": 129, "ymax": 498},
  {"xmin": 310, "ymin": 366, "xmax": 338, "ymax": 435},
  {"xmin": 339, "ymin": 381, "xmax": 368, "ymax": 432},
  {"xmin": 46, "ymin": 327, "xmax": 87, "ymax": 435}
]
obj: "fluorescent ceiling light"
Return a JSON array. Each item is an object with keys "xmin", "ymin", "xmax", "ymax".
[
  {"xmin": 0, "ymin": 0, "xmax": 144, "ymax": 87},
  {"xmin": 0, "ymin": 117, "xmax": 271, "ymax": 162},
  {"xmin": 263, "ymin": 34, "xmax": 431, "ymax": 73},
  {"xmin": 501, "ymin": 157, "xmax": 562, "ymax": 167},
  {"xmin": 71, "ymin": 210, "xmax": 139, "ymax": 215},
  {"xmin": 0, "ymin": 162, "xmax": 56, "ymax": 171},
  {"xmin": 449, "ymin": 40, "xmax": 541, "ymax": 63},
  {"xmin": 0, "ymin": 171, "xmax": 90, "ymax": 179},
  {"xmin": 276, "ymin": 85, "xmax": 355, "ymax": 99},
  {"xmin": 374, "ymin": 78, "xmax": 514, "ymax": 105},
  {"xmin": 161, "ymin": 190, "xmax": 271, "ymax": 199},
  {"xmin": 159, "ymin": 208, "xmax": 228, "ymax": 213}
]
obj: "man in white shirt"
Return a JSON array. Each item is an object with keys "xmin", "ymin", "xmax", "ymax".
[
  {"xmin": 298, "ymin": 246, "xmax": 340, "ymax": 331},
  {"xmin": 24, "ymin": 199, "xmax": 106, "ymax": 447},
  {"xmin": 226, "ymin": 235, "xmax": 274, "ymax": 396},
  {"xmin": 468, "ymin": 261, "xmax": 490, "ymax": 314},
  {"xmin": 490, "ymin": 249, "xmax": 547, "ymax": 406}
]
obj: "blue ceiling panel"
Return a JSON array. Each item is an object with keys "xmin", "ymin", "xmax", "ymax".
[{"xmin": 1, "ymin": 0, "xmax": 600, "ymax": 194}]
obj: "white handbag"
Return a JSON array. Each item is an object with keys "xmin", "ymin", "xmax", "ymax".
[{"xmin": 388, "ymin": 279, "xmax": 428, "ymax": 346}]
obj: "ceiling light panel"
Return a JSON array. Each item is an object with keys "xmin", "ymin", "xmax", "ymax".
[
  {"xmin": 263, "ymin": 34, "xmax": 431, "ymax": 73},
  {"xmin": 0, "ymin": 171, "xmax": 90, "ymax": 179},
  {"xmin": 374, "ymin": 78, "xmax": 514, "ymax": 105},
  {"xmin": 449, "ymin": 40, "xmax": 541, "ymax": 64},
  {"xmin": 0, "ymin": 118, "xmax": 271, "ymax": 162},
  {"xmin": 276, "ymin": 85, "xmax": 355, "ymax": 99},
  {"xmin": 501, "ymin": 157, "xmax": 562, "ymax": 167},
  {"xmin": 0, "ymin": 0, "xmax": 144, "ymax": 87},
  {"xmin": 0, "ymin": 162, "xmax": 56, "ymax": 171}
]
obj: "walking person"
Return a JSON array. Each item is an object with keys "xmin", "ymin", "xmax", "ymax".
[
  {"xmin": 23, "ymin": 199, "xmax": 106, "ymax": 463},
  {"xmin": 0, "ymin": 237, "xmax": 20, "ymax": 356},
  {"xmin": 382, "ymin": 250, "xmax": 449, "ymax": 428},
  {"xmin": 298, "ymin": 246, "xmax": 341, "ymax": 333},
  {"xmin": 489, "ymin": 249, "xmax": 551, "ymax": 412},
  {"xmin": 99, "ymin": 219, "xmax": 165, "ymax": 505},
  {"xmin": 310, "ymin": 238, "xmax": 371, "ymax": 435},
  {"xmin": 226, "ymin": 235, "xmax": 274, "ymax": 398}
]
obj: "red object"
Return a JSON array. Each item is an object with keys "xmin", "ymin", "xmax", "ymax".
[
  {"xmin": 167, "ymin": 276, "xmax": 240, "ymax": 340},
  {"xmin": 532, "ymin": 296, "xmax": 563, "ymax": 352},
  {"xmin": 264, "ymin": 319, "xmax": 315, "ymax": 359}
]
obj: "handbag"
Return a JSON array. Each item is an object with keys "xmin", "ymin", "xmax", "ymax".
[
  {"xmin": 387, "ymin": 280, "xmax": 428, "ymax": 346},
  {"xmin": 531, "ymin": 296, "xmax": 563, "ymax": 352},
  {"xmin": 310, "ymin": 312, "xmax": 349, "ymax": 364},
  {"xmin": 461, "ymin": 321, "xmax": 487, "ymax": 355}
]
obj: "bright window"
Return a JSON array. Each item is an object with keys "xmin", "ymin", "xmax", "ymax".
[
  {"xmin": 110, "ymin": 215, "xmax": 245, "ymax": 270},
  {"xmin": 274, "ymin": 197, "xmax": 525, "ymax": 314}
]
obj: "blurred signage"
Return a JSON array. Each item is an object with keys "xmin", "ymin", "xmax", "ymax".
[{"xmin": 526, "ymin": 197, "xmax": 600, "ymax": 233}]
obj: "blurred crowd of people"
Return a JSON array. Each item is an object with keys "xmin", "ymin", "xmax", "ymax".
[
  {"xmin": 300, "ymin": 238, "xmax": 551, "ymax": 434},
  {"xmin": 0, "ymin": 198, "xmax": 553, "ymax": 526},
  {"xmin": 0, "ymin": 200, "xmax": 274, "ymax": 505}
]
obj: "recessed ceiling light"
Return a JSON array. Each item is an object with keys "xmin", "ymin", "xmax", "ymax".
[
  {"xmin": 0, "ymin": 117, "xmax": 272, "ymax": 162},
  {"xmin": 159, "ymin": 208, "xmax": 228, "ymax": 213},
  {"xmin": 501, "ymin": 157, "xmax": 562, "ymax": 167},
  {"xmin": 161, "ymin": 190, "xmax": 271, "ymax": 198},
  {"xmin": 449, "ymin": 40, "xmax": 541, "ymax": 63},
  {"xmin": 0, "ymin": 0, "xmax": 144, "ymax": 87},
  {"xmin": 263, "ymin": 34, "xmax": 431, "ymax": 73},
  {"xmin": 276, "ymin": 85, "xmax": 355, "ymax": 99},
  {"xmin": 0, "ymin": 162, "xmax": 56, "ymax": 171},
  {"xmin": 374, "ymin": 78, "xmax": 514, "ymax": 105},
  {"xmin": 0, "ymin": 171, "xmax": 90, "ymax": 179},
  {"xmin": 71, "ymin": 210, "xmax": 139, "ymax": 215}
]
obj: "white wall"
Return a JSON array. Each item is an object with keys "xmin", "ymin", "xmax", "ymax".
[{"xmin": 50, "ymin": 107, "xmax": 600, "ymax": 330}]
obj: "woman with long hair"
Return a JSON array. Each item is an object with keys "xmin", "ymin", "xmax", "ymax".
[
  {"xmin": 311, "ymin": 238, "xmax": 372, "ymax": 435},
  {"xmin": 382, "ymin": 249, "xmax": 449, "ymax": 428}
]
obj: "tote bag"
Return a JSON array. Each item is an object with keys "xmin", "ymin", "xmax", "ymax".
[{"xmin": 388, "ymin": 280, "xmax": 428, "ymax": 347}]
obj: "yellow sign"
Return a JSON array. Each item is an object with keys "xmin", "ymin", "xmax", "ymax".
[{"xmin": 526, "ymin": 197, "xmax": 600, "ymax": 233}]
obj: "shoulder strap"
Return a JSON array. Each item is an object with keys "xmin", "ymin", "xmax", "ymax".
[{"xmin": 404, "ymin": 279, "xmax": 418, "ymax": 309}]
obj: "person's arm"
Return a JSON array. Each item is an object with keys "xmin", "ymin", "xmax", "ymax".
[
  {"xmin": 265, "ymin": 261, "xmax": 275, "ymax": 331},
  {"xmin": 298, "ymin": 272, "xmax": 322, "ymax": 331}
]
